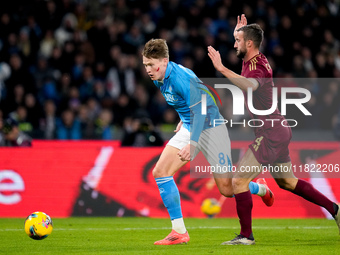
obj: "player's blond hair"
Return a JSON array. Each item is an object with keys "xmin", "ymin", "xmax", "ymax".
[{"xmin": 142, "ymin": 39, "xmax": 169, "ymax": 59}]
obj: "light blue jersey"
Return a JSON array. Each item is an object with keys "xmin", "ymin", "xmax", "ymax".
[{"xmin": 153, "ymin": 61, "xmax": 223, "ymax": 144}]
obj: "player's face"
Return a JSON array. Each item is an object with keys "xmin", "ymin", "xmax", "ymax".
[
  {"xmin": 142, "ymin": 56, "xmax": 168, "ymax": 81},
  {"xmin": 234, "ymin": 31, "xmax": 247, "ymax": 59}
]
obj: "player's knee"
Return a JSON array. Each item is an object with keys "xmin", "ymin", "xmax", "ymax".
[
  {"xmin": 152, "ymin": 167, "xmax": 166, "ymax": 178},
  {"xmin": 232, "ymin": 178, "xmax": 248, "ymax": 190},
  {"xmin": 276, "ymin": 178, "xmax": 296, "ymax": 191},
  {"xmin": 218, "ymin": 187, "xmax": 234, "ymax": 198},
  {"xmin": 215, "ymin": 179, "xmax": 234, "ymax": 197}
]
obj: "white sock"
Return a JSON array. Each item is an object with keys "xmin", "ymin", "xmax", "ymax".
[
  {"xmin": 257, "ymin": 184, "xmax": 267, "ymax": 196},
  {"xmin": 171, "ymin": 218, "xmax": 187, "ymax": 234}
]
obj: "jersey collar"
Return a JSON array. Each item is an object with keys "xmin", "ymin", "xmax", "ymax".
[
  {"xmin": 164, "ymin": 61, "xmax": 173, "ymax": 80},
  {"xmin": 244, "ymin": 52, "xmax": 262, "ymax": 64}
]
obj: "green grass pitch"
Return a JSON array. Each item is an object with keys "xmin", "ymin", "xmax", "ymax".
[{"xmin": 0, "ymin": 217, "xmax": 339, "ymax": 255}]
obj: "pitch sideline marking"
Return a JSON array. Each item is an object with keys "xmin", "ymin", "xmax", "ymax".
[{"xmin": 1, "ymin": 226, "xmax": 334, "ymax": 231}]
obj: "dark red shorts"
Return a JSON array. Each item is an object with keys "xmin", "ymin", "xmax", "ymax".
[{"xmin": 249, "ymin": 124, "xmax": 292, "ymax": 165}]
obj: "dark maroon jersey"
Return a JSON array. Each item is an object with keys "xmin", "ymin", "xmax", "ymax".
[
  {"xmin": 241, "ymin": 52, "xmax": 283, "ymax": 133},
  {"xmin": 241, "ymin": 53, "xmax": 292, "ymax": 164}
]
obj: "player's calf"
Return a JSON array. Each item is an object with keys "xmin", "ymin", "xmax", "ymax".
[
  {"xmin": 334, "ymin": 203, "xmax": 340, "ymax": 235},
  {"xmin": 275, "ymin": 177, "xmax": 298, "ymax": 191}
]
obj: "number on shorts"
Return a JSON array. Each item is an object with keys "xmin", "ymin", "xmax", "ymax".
[
  {"xmin": 252, "ymin": 136, "xmax": 263, "ymax": 152},
  {"xmin": 218, "ymin": 152, "xmax": 225, "ymax": 165}
]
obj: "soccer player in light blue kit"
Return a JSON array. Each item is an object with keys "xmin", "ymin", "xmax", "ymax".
[{"xmin": 142, "ymin": 39, "xmax": 273, "ymax": 245}]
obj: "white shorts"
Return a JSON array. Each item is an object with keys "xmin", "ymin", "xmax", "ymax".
[{"xmin": 167, "ymin": 124, "xmax": 232, "ymax": 171}]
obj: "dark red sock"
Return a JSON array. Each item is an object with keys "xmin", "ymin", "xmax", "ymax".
[
  {"xmin": 292, "ymin": 179, "xmax": 335, "ymax": 216},
  {"xmin": 235, "ymin": 190, "xmax": 253, "ymax": 238}
]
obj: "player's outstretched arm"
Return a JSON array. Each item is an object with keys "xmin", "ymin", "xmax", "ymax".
[
  {"xmin": 207, "ymin": 46, "xmax": 258, "ymax": 91},
  {"xmin": 234, "ymin": 14, "xmax": 247, "ymax": 37}
]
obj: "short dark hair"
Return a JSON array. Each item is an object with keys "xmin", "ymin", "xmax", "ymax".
[{"xmin": 236, "ymin": 24, "xmax": 264, "ymax": 49}]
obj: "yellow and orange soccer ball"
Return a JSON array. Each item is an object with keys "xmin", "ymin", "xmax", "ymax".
[
  {"xmin": 24, "ymin": 212, "xmax": 53, "ymax": 240},
  {"xmin": 201, "ymin": 198, "xmax": 221, "ymax": 217}
]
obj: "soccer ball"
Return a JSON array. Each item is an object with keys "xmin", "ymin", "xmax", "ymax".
[
  {"xmin": 24, "ymin": 212, "xmax": 53, "ymax": 240},
  {"xmin": 201, "ymin": 198, "xmax": 221, "ymax": 217}
]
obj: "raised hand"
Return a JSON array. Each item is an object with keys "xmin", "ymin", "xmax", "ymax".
[
  {"xmin": 234, "ymin": 14, "xmax": 247, "ymax": 36},
  {"xmin": 207, "ymin": 46, "xmax": 225, "ymax": 73}
]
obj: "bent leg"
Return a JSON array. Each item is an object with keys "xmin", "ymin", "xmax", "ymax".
[
  {"xmin": 199, "ymin": 125, "xmax": 265, "ymax": 198},
  {"xmin": 273, "ymin": 162, "xmax": 337, "ymax": 217},
  {"xmin": 153, "ymin": 145, "xmax": 188, "ymax": 236},
  {"xmin": 271, "ymin": 162, "xmax": 298, "ymax": 191},
  {"xmin": 153, "ymin": 145, "xmax": 187, "ymax": 178}
]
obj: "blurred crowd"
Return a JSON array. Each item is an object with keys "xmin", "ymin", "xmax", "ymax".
[{"xmin": 0, "ymin": 0, "xmax": 339, "ymax": 145}]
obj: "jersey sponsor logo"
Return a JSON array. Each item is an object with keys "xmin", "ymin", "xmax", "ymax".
[{"xmin": 163, "ymin": 92, "xmax": 179, "ymax": 102}]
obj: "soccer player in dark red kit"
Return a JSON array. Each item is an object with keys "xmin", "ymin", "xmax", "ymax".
[{"xmin": 208, "ymin": 14, "xmax": 340, "ymax": 245}]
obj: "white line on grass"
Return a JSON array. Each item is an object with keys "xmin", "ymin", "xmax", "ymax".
[
  {"xmin": 118, "ymin": 226, "xmax": 334, "ymax": 231},
  {"xmin": 1, "ymin": 226, "xmax": 334, "ymax": 232}
]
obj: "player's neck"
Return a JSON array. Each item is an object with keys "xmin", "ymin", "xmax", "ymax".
[
  {"xmin": 244, "ymin": 49, "xmax": 260, "ymax": 62},
  {"xmin": 157, "ymin": 62, "xmax": 168, "ymax": 82}
]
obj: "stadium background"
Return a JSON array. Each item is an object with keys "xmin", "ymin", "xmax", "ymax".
[{"xmin": 0, "ymin": 0, "xmax": 340, "ymax": 219}]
